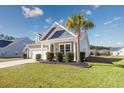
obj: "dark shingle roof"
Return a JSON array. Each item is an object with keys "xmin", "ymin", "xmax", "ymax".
[
  {"xmin": 50, "ymin": 30, "xmax": 73, "ymax": 39},
  {"xmin": 42, "ymin": 27, "xmax": 56, "ymax": 40},
  {"xmin": 0, "ymin": 40, "xmax": 13, "ymax": 48}
]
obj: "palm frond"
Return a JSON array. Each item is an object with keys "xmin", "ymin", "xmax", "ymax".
[{"xmin": 83, "ymin": 20, "xmax": 94, "ymax": 31}]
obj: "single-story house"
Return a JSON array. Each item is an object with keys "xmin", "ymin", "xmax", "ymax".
[
  {"xmin": 25, "ymin": 22, "xmax": 91, "ymax": 61},
  {"xmin": 0, "ymin": 37, "xmax": 33, "ymax": 58},
  {"xmin": 109, "ymin": 47, "xmax": 124, "ymax": 56}
]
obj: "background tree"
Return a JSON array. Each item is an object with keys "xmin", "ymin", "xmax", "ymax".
[
  {"xmin": 0, "ymin": 34, "xmax": 15, "ymax": 40},
  {"xmin": 0, "ymin": 34, "xmax": 4, "ymax": 40}
]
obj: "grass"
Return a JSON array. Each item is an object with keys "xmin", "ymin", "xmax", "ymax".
[
  {"xmin": 0, "ymin": 56, "xmax": 124, "ymax": 87},
  {"xmin": 0, "ymin": 58, "xmax": 22, "ymax": 62}
]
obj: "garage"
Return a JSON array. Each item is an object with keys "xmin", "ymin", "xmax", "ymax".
[
  {"xmin": 31, "ymin": 49, "xmax": 41, "ymax": 59},
  {"xmin": 25, "ymin": 44, "xmax": 41, "ymax": 59}
]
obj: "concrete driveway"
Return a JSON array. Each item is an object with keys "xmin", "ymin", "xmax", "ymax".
[{"xmin": 0, "ymin": 59, "xmax": 34, "ymax": 69}]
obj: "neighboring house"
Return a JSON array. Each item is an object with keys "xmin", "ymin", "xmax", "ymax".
[
  {"xmin": 0, "ymin": 37, "xmax": 33, "ymax": 58},
  {"xmin": 25, "ymin": 22, "xmax": 90, "ymax": 61},
  {"xmin": 109, "ymin": 47, "xmax": 124, "ymax": 56}
]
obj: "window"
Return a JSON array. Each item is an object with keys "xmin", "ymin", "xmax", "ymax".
[
  {"xmin": 59, "ymin": 43, "xmax": 71, "ymax": 54},
  {"xmin": 60, "ymin": 45, "xmax": 64, "ymax": 54},
  {"xmin": 66, "ymin": 44, "xmax": 70, "ymax": 52}
]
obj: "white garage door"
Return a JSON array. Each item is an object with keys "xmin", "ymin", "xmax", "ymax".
[{"xmin": 32, "ymin": 51, "xmax": 41, "ymax": 59}]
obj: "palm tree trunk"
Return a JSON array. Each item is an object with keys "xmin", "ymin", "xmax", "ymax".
[{"xmin": 76, "ymin": 27, "xmax": 80, "ymax": 63}]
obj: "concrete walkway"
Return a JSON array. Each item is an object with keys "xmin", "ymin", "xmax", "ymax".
[{"xmin": 0, "ymin": 59, "xmax": 35, "ymax": 69}]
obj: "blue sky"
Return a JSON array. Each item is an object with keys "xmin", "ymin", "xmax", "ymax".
[{"xmin": 0, "ymin": 5, "xmax": 124, "ymax": 47}]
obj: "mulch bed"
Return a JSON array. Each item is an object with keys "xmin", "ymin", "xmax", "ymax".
[{"xmin": 40, "ymin": 61, "xmax": 92, "ymax": 68}]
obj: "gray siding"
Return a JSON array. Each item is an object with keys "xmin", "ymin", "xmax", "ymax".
[{"xmin": 0, "ymin": 37, "xmax": 33, "ymax": 58}]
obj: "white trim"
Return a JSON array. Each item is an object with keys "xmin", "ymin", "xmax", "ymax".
[
  {"xmin": 59, "ymin": 43, "xmax": 72, "ymax": 54},
  {"xmin": 48, "ymin": 44, "xmax": 51, "ymax": 52},
  {"xmin": 41, "ymin": 21, "xmax": 76, "ymax": 41},
  {"xmin": 41, "ymin": 37, "xmax": 76, "ymax": 44},
  {"xmin": 42, "ymin": 47, "xmax": 48, "ymax": 60},
  {"xmin": 59, "ymin": 24, "xmax": 76, "ymax": 37},
  {"xmin": 73, "ymin": 41, "xmax": 76, "ymax": 61},
  {"xmin": 41, "ymin": 44, "xmax": 43, "ymax": 59},
  {"xmin": 41, "ymin": 22, "xmax": 58, "ymax": 40}
]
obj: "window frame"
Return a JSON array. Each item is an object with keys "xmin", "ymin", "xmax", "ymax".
[{"xmin": 59, "ymin": 43, "xmax": 72, "ymax": 54}]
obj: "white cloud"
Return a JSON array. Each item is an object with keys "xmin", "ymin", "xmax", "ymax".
[
  {"xmin": 94, "ymin": 34, "xmax": 100, "ymax": 37},
  {"xmin": 21, "ymin": 6, "xmax": 43, "ymax": 18},
  {"xmin": 114, "ymin": 17, "xmax": 121, "ymax": 21},
  {"xmin": 116, "ymin": 42, "xmax": 123, "ymax": 45},
  {"xmin": 43, "ymin": 25, "xmax": 48, "ymax": 29},
  {"xmin": 110, "ymin": 23, "xmax": 118, "ymax": 28},
  {"xmin": 98, "ymin": 42, "xmax": 124, "ymax": 47},
  {"xmin": 86, "ymin": 10, "xmax": 92, "ymax": 15},
  {"xmin": 59, "ymin": 19, "xmax": 64, "ymax": 23},
  {"xmin": 34, "ymin": 25, "xmax": 40, "ymax": 28},
  {"xmin": 28, "ymin": 30, "xmax": 38, "ymax": 35},
  {"xmin": 0, "ymin": 25, "xmax": 3, "ymax": 28},
  {"xmin": 28, "ymin": 30, "xmax": 33, "ymax": 33},
  {"xmin": 83, "ymin": 5, "xmax": 100, "ymax": 16},
  {"xmin": 115, "ymin": 42, "xmax": 124, "ymax": 47},
  {"xmin": 45, "ymin": 18, "xmax": 53, "ymax": 23},
  {"xmin": 103, "ymin": 29, "xmax": 112, "ymax": 32},
  {"xmin": 104, "ymin": 17, "xmax": 122, "ymax": 25},
  {"xmin": 82, "ymin": 10, "xmax": 93, "ymax": 15},
  {"xmin": 94, "ymin": 5, "xmax": 101, "ymax": 9}
]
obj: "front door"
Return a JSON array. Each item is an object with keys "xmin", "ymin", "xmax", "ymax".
[{"xmin": 42, "ymin": 48, "xmax": 48, "ymax": 60}]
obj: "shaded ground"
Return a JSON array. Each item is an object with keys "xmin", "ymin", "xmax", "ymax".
[
  {"xmin": 40, "ymin": 61, "xmax": 91, "ymax": 68},
  {"xmin": 87, "ymin": 56, "xmax": 122, "ymax": 64}
]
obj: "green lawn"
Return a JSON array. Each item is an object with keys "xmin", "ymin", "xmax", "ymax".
[
  {"xmin": 0, "ymin": 58, "xmax": 22, "ymax": 62},
  {"xmin": 0, "ymin": 56, "xmax": 124, "ymax": 88}
]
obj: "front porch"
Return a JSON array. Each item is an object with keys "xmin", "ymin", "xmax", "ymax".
[{"xmin": 40, "ymin": 37, "xmax": 77, "ymax": 61}]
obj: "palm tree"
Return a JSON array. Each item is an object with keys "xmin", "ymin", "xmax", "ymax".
[
  {"xmin": 83, "ymin": 20, "xmax": 94, "ymax": 57},
  {"xmin": 66, "ymin": 13, "xmax": 94, "ymax": 63},
  {"xmin": 66, "ymin": 13, "xmax": 85, "ymax": 63},
  {"xmin": 83, "ymin": 20, "xmax": 94, "ymax": 32}
]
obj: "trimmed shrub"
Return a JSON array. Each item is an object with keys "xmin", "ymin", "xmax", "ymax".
[
  {"xmin": 80, "ymin": 52, "xmax": 85, "ymax": 61},
  {"xmin": 46, "ymin": 52, "xmax": 54, "ymax": 62},
  {"xmin": 95, "ymin": 49, "xmax": 110, "ymax": 56},
  {"xmin": 65, "ymin": 52, "xmax": 74, "ymax": 62},
  {"xmin": 36, "ymin": 54, "xmax": 41, "ymax": 61},
  {"xmin": 22, "ymin": 53, "xmax": 27, "ymax": 59},
  {"xmin": 55, "ymin": 52, "xmax": 63, "ymax": 62}
]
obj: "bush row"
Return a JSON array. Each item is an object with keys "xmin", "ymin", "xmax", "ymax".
[
  {"xmin": 22, "ymin": 53, "xmax": 27, "ymax": 59},
  {"xmin": 46, "ymin": 52, "xmax": 85, "ymax": 62},
  {"xmin": 21, "ymin": 52, "xmax": 86, "ymax": 62}
]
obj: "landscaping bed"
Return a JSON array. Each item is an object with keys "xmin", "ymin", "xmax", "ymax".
[{"xmin": 40, "ymin": 61, "xmax": 91, "ymax": 68}]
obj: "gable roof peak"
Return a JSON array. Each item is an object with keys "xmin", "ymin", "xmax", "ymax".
[{"xmin": 52, "ymin": 21, "xmax": 60, "ymax": 27}]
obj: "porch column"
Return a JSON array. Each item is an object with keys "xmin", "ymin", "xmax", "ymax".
[
  {"xmin": 41, "ymin": 44, "xmax": 43, "ymax": 59},
  {"xmin": 73, "ymin": 41, "xmax": 76, "ymax": 61},
  {"xmin": 27, "ymin": 49, "xmax": 29, "ymax": 59},
  {"xmin": 48, "ymin": 44, "xmax": 51, "ymax": 52}
]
